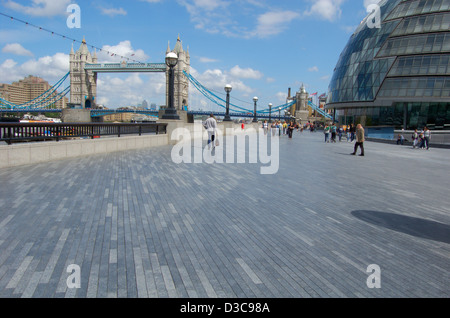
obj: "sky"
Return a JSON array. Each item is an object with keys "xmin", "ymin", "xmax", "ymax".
[{"xmin": 0, "ymin": 0, "xmax": 381, "ymax": 111}]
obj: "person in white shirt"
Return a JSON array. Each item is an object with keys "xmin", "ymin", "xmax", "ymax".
[{"xmin": 204, "ymin": 114, "xmax": 217, "ymax": 150}]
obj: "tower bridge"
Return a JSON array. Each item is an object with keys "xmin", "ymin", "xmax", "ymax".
[
  {"xmin": 70, "ymin": 36, "xmax": 190, "ymax": 111},
  {"xmin": 1, "ymin": 35, "xmax": 331, "ymax": 122}
]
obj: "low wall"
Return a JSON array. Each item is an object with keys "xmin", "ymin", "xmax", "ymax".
[
  {"xmin": 366, "ymin": 129, "xmax": 450, "ymax": 148},
  {"xmin": 0, "ymin": 134, "xmax": 168, "ymax": 168},
  {"xmin": 0, "ymin": 121, "xmax": 252, "ymax": 168}
]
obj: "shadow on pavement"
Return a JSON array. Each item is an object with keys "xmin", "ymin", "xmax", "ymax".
[{"xmin": 351, "ymin": 210, "xmax": 450, "ymax": 244}]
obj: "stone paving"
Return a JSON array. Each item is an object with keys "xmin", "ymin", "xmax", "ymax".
[{"xmin": 0, "ymin": 130, "xmax": 449, "ymax": 298}]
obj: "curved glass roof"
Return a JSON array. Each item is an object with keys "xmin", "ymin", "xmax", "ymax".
[{"xmin": 327, "ymin": 0, "xmax": 450, "ymax": 106}]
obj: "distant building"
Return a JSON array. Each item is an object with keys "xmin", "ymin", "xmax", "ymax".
[
  {"xmin": 103, "ymin": 112, "xmax": 134, "ymax": 122},
  {"xmin": 0, "ymin": 75, "xmax": 68, "ymax": 109}
]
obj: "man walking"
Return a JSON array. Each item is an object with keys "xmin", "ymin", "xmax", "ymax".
[
  {"xmin": 351, "ymin": 124, "xmax": 365, "ymax": 156},
  {"xmin": 204, "ymin": 114, "xmax": 217, "ymax": 150}
]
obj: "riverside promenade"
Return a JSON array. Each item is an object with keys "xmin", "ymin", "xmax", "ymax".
[{"xmin": 0, "ymin": 131, "xmax": 449, "ymax": 298}]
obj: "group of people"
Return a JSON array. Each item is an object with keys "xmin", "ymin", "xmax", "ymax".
[
  {"xmin": 323, "ymin": 123, "xmax": 357, "ymax": 143},
  {"xmin": 262, "ymin": 120, "xmax": 299, "ymax": 139},
  {"xmin": 410, "ymin": 127, "xmax": 431, "ymax": 150},
  {"xmin": 323, "ymin": 123, "xmax": 365, "ymax": 156}
]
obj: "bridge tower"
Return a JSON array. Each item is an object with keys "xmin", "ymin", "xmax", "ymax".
[
  {"xmin": 166, "ymin": 35, "xmax": 190, "ymax": 111},
  {"xmin": 294, "ymin": 84, "xmax": 310, "ymax": 124},
  {"xmin": 69, "ymin": 38, "xmax": 97, "ymax": 108}
]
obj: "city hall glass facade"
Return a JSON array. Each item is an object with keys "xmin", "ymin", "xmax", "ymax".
[{"xmin": 326, "ymin": 0, "xmax": 450, "ymax": 130}]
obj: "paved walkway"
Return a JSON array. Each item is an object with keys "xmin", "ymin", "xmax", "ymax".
[{"xmin": 0, "ymin": 131, "xmax": 449, "ymax": 298}]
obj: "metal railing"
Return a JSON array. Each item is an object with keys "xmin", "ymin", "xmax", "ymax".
[{"xmin": 0, "ymin": 122, "xmax": 167, "ymax": 145}]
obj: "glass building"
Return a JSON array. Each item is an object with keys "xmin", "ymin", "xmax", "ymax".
[{"xmin": 326, "ymin": 0, "xmax": 450, "ymax": 130}]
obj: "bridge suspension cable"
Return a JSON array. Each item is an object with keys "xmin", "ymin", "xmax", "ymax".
[
  {"xmin": 183, "ymin": 71, "xmax": 295, "ymax": 115},
  {"xmin": 307, "ymin": 100, "xmax": 333, "ymax": 120},
  {"xmin": 0, "ymin": 76, "xmax": 71, "ymax": 110}
]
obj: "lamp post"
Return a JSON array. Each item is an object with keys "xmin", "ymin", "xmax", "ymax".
[
  {"xmin": 268, "ymin": 103, "xmax": 272, "ymax": 123},
  {"xmin": 161, "ymin": 52, "xmax": 180, "ymax": 120},
  {"xmin": 224, "ymin": 84, "xmax": 232, "ymax": 122},
  {"xmin": 278, "ymin": 107, "xmax": 281, "ymax": 121},
  {"xmin": 252, "ymin": 96, "xmax": 258, "ymax": 123}
]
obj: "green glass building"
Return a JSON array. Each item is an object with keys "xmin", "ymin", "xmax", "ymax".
[{"xmin": 326, "ymin": 0, "xmax": 450, "ymax": 130}]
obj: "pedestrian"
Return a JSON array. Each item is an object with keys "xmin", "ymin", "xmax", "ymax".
[
  {"xmin": 346, "ymin": 125, "xmax": 351, "ymax": 142},
  {"xmin": 288, "ymin": 121, "xmax": 295, "ymax": 139},
  {"xmin": 423, "ymin": 126, "xmax": 431, "ymax": 150},
  {"xmin": 331, "ymin": 123, "xmax": 337, "ymax": 143},
  {"xmin": 271, "ymin": 122, "xmax": 277, "ymax": 136},
  {"xmin": 204, "ymin": 113, "xmax": 217, "ymax": 150},
  {"xmin": 412, "ymin": 129, "xmax": 419, "ymax": 149},
  {"xmin": 338, "ymin": 126, "xmax": 343, "ymax": 142},
  {"xmin": 396, "ymin": 133, "xmax": 405, "ymax": 145},
  {"xmin": 351, "ymin": 124, "xmax": 365, "ymax": 156},
  {"xmin": 350, "ymin": 124, "xmax": 356, "ymax": 142},
  {"xmin": 324, "ymin": 124, "xmax": 330, "ymax": 143},
  {"xmin": 418, "ymin": 130, "xmax": 425, "ymax": 149},
  {"xmin": 263, "ymin": 120, "xmax": 268, "ymax": 135}
]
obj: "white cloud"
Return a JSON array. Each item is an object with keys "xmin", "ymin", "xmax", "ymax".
[
  {"xmin": 308, "ymin": 66, "xmax": 319, "ymax": 72},
  {"xmin": 177, "ymin": 0, "xmax": 229, "ymax": 34},
  {"xmin": 4, "ymin": 0, "xmax": 71, "ymax": 17},
  {"xmin": 97, "ymin": 41, "xmax": 149, "ymax": 62},
  {"xmin": 96, "ymin": 73, "xmax": 166, "ymax": 108},
  {"xmin": 100, "ymin": 7, "xmax": 127, "ymax": 17},
  {"xmin": 198, "ymin": 57, "xmax": 219, "ymax": 63},
  {"xmin": 0, "ymin": 53, "xmax": 69, "ymax": 84},
  {"xmin": 183, "ymin": 0, "xmax": 227, "ymax": 12},
  {"xmin": 304, "ymin": 0, "xmax": 345, "ymax": 22},
  {"xmin": 229, "ymin": 65, "xmax": 263, "ymax": 80},
  {"xmin": 190, "ymin": 67, "xmax": 254, "ymax": 96},
  {"xmin": 178, "ymin": 1, "xmax": 298, "ymax": 38},
  {"xmin": 2, "ymin": 43, "xmax": 34, "ymax": 57},
  {"xmin": 1, "ymin": 59, "xmax": 17, "ymax": 70},
  {"xmin": 254, "ymin": 11, "xmax": 300, "ymax": 38},
  {"xmin": 276, "ymin": 92, "xmax": 288, "ymax": 103}
]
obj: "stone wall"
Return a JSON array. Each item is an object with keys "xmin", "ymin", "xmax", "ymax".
[{"xmin": 0, "ymin": 122, "xmax": 252, "ymax": 168}]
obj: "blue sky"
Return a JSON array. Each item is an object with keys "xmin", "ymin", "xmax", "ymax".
[{"xmin": 0, "ymin": 0, "xmax": 380, "ymax": 111}]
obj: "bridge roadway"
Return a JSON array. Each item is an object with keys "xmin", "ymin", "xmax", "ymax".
[{"xmin": 0, "ymin": 132, "xmax": 449, "ymax": 299}]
